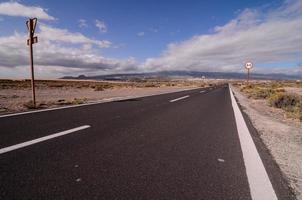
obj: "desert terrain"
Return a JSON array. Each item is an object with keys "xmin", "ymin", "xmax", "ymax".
[{"xmin": 0, "ymin": 78, "xmax": 224, "ymax": 114}]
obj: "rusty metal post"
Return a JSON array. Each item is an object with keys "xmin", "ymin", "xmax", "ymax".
[
  {"xmin": 26, "ymin": 18, "xmax": 38, "ymax": 107},
  {"xmin": 245, "ymin": 62, "xmax": 253, "ymax": 85},
  {"xmin": 29, "ymin": 19, "xmax": 36, "ymax": 107}
]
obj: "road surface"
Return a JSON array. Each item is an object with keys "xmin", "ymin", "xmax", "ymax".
[{"xmin": 0, "ymin": 85, "xmax": 295, "ymax": 199}]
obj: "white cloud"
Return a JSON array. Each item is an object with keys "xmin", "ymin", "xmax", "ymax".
[
  {"xmin": 39, "ymin": 24, "xmax": 111, "ymax": 48},
  {"xmin": 78, "ymin": 19, "xmax": 87, "ymax": 28},
  {"xmin": 95, "ymin": 19, "xmax": 107, "ymax": 33},
  {"xmin": 144, "ymin": 0, "xmax": 302, "ymax": 75},
  {"xmin": 149, "ymin": 28, "xmax": 158, "ymax": 33},
  {"xmin": 137, "ymin": 32, "xmax": 145, "ymax": 37},
  {"xmin": 0, "ymin": 1, "xmax": 55, "ymax": 20}
]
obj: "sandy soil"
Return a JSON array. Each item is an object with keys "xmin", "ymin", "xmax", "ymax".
[
  {"xmin": 231, "ymin": 85, "xmax": 302, "ymax": 199},
  {"xmin": 284, "ymin": 87, "xmax": 302, "ymax": 95},
  {"xmin": 0, "ymin": 86, "xmax": 197, "ymax": 114}
]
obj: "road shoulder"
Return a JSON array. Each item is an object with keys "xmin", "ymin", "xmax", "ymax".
[{"xmin": 231, "ymin": 85, "xmax": 297, "ymax": 200}]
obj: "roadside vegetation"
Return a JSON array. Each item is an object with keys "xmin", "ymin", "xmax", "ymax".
[
  {"xmin": 0, "ymin": 78, "xmax": 226, "ymax": 114},
  {"xmin": 236, "ymin": 81, "xmax": 302, "ymax": 121},
  {"xmin": 0, "ymin": 79, "xmax": 208, "ymax": 90}
]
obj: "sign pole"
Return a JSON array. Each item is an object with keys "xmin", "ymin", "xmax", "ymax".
[
  {"xmin": 247, "ymin": 68, "xmax": 250, "ymax": 84},
  {"xmin": 245, "ymin": 62, "xmax": 253, "ymax": 85},
  {"xmin": 26, "ymin": 18, "xmax": 38, "ymax": 107},
  {"xmin": 29, "ymin": 19, "xmax": 36, "ymax": 107}
]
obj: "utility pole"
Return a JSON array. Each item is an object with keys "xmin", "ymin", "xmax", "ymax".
[
  {"xmin": 26, "ymin": 18, "xmax": 38, "ymax": 107},
  {"xmin": 245, "ymin": 62, "xmax": 253, "ymax": 85}
]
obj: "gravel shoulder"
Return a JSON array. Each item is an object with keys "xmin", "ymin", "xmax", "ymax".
[{"xmin": 231, "ymin": 85, "xmax": 302, "ymax": 199}]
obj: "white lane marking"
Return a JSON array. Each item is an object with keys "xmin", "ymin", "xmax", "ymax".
[
  {"xmin": 169, "ymin": 95, "xmax": 190, "ymax": 103},
  {"xmin": 218, "ymin": 158, "xmax": 225, "ymax": 162},
  {"xmin": 200, "ymin": 91, "xmax": 205, "ymax": 93},
  {"xmin": 0, "ymin": 125, "xmax": 90, "ymax": 154},
  {"xmin": 0, "ymin": 88, "xmax": 203, "ymax": 118},
  {"xmin": 229, "ymin": 85, "xmax": 277, "ymax": 200}
]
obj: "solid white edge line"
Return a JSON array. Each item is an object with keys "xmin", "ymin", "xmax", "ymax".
[
  {"xmin": 169, "ymin": 95, "xmax": 190, "ymax": 103},
  {"xmin": 0, "ymin": 125, "xmax": 90, "ymax": 154},
  {"xmin": 0, "ymin": 87, "xmax": 202, "ymax": 118},
  {"xmin": 229, "ymin": 85, "xmax": 277, "ymax": 200}
]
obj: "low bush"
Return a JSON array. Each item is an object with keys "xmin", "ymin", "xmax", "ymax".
[
  {"xmin": 269, "ymin": 93, "xmax": 299, "ymax": 108},
  {"xmin": 93, "ymin": 84, "xmax": 113, "ymax": 91},
  {"xmin": 23, "ymin": 101, "xmax": 47, "ymax": 109},
  {"xmin": 240, "ymin": 85, "xmax": 277, "ymax": 99},
  {"xmin": 71, "ymin": 98, "xmax": 87, "ymax": 104},
  {"xmin": 23, "ymin": 100, "xmax": 36, "ymax": 109},
  {"xmin": 238, "ymin": 82, "xmax": 302, "ymax": 121},
  {"xmin": 269, "ymin": 93, "xmax": 302, "ymax": 121}
]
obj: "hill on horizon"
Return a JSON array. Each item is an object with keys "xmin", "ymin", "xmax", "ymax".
[{"xmin": 61, "ymin": 71, "xmax": 302, "ymax": 81}]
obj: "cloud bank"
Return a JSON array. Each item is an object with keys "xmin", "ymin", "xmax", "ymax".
[
  {"xmin": 95, "ymin": 19, "xmax": 107, "ymax": 33},
  {"xmin": 0, "ymin": 24, "xmax": 138, "ymax": 78},
  {"xmin": 0, "ymin": 2, "xmax": 138, "ymax": 78},
  {"xmin": 144, "ymin": 0, "xmax": 302, "ymax": 75},
  {"xmin": 0, "ymin": 1, "xmax": 55, "ymax": 20},
  {"xmin": 78, "ymin": 19, "xmax": 88, "ymax": 28}
]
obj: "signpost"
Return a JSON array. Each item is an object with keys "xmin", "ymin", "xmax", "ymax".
[
  {"xmin": 245, "ymin": 62, "xmax": 253, "ymax": 84},
  {"xmin": 26, "ymin": 18, "xmax": 38, "ymax": 107}
]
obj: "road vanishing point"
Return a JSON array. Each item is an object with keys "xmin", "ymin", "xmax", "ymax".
[{"xmin": 0, "ymin": 85, "xmax": 295, "ymax": 199}]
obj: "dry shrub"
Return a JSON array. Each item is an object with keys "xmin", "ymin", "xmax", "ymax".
[
  {"xmin": 240, "ymin": 84, "xmax": 277, "ymax": 99},
  {"xmin": 269, "ymin": 93, "xmax": 299, "ymax": 108},
  {"xmin": 71, "ymin": 98, "xmax": 87, "ymax": 104},
  {"xmin": 23, "ymin": 101, "xmax": 47, "ymax": 109},
  {"xmin": 94, "ymin": 84, "xmax": 113, "ymax": 91},
  {"xmin": 239, "ymin": 82, "xmax": 302, "ymax": 121},
  {"xmin": 269, "ymin": 93, "xmax": 302, "ymax": 121}
]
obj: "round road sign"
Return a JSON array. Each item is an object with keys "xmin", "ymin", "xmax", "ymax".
[{"xmin": 245, "ymin": 62, "xmax": 253, "ymax": 69}]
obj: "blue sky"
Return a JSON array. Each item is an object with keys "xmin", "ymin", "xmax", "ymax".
[
  {"xmin": 0, "ymin": 0, "xmax": 301, "ymax": 78},
  {"xmin": 1, "ymin": 0, "xmax": 282, "ymax": 61}
]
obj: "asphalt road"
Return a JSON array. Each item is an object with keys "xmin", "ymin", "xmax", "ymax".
[{"xmin": 0, "ymin": 85, "xmax": 295, "ymax": 199}]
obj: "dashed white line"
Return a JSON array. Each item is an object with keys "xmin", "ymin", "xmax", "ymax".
[
  {"xmin": 0, "ymin": 125, "xmax": 90, "ymax": 155},
  {"xmin": 200, "ymin": 91, "xmax": 205, "ymax": 93},
  {"xmin": 229, "ymin": 85, "xmax": 277, "ymax": 200},
  {"xmin": 169, "ymin": 95, "xmax": 190, "ymax": 102}
]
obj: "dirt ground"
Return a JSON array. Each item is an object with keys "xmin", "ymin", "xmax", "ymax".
[
  {"xmin": 284, "ymin": 87, "xmax": 302, "ymax": 95},
  {"xmin": 0, "ymin": 78, "xmax": 227, "ymax": 114},
  {"xmin": 231, "ymin": 85, "xmax": 302, "ymax": 199},
  {"xmin": 0, "ymin": 78, "xmax": 229, "ymax": 114},
  {"xmin": 0, "ymin": 86, "xmax": 198, "ymax": 113}
]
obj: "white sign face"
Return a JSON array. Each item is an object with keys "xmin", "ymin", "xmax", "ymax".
[{"xmin": 245, "ymin": 62, "xmax": 253, "ymax": 69}]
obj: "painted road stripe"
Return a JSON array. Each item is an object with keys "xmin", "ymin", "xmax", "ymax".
[
  {"xmin": 169, "ymin": 95, "xmax": 190, "ymax": 103},
  {"xmin": 200, "ymin": 91, "xmax": 205, "ymax": 93},
  {"xmin": 229, "ymin": 86, "xmax": 277, "ymax": 200},
  {"xmin": 0, "ymin": 125, "xmax": 90, "ymax": 155}
]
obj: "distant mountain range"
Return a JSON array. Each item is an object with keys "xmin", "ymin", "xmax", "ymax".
[{"xmin": 61, "ymin": 71, "xmax": 302, "ymax": 81}]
